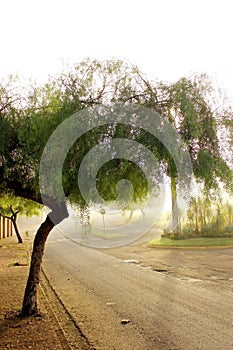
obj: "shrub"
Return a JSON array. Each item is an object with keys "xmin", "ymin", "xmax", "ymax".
[
  {"xmin": 225, "ymin": 225, "xmax": 233, "ymax": 233},
  {"xmin": 180, "ymin": 227, "xmax": 197, "ymax": 239},
  {"xmin": 202, "ymin": 225, "xmax": 211, "ymax": 234}
]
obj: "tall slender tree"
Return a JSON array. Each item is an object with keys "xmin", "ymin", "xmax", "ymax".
[{"xmin": 145, "ymin": 74, "xmax": 233, "ymax": 236}]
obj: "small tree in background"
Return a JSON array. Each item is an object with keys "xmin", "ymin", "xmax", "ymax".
[{"xmin": 0, "ymin": 193, "xmax": 42, "ymax": 243}]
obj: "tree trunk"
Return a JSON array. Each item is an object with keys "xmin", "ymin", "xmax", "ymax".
[
  {"xmin": 12, "ymin": 216, "xmax": 23, "ymax": 243},
  {"xmin": 9, "ymin": 207, "xmax": 23, "ymax": 243},
  {"xmin": 128, "ymin": 209, "xmax": 133, "ymax": 221},
  {"xmin": 21, "ymin": 201, "xmax": 68, "ymax": 316},
  {"xmin": 171, "ymin": 175, "xmax": 179, "ymax": 238},
  {"xmin": 194, "ymin": 201, "xmax": 199, "ymax": 234}
]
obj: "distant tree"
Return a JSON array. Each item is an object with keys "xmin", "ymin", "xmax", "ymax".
[
  {"xmin": 149, "ymin": 75, "xmax": 233, "ymax": 237},
  {"xmin": 0, "ymin": 193, "xmax": 42, "ymax": 243}
]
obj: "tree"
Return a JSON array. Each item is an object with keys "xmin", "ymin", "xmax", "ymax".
[
  {"xmin": 0, "ymin": 203, "xmax": 21, "ymax": 243},
  {"xmin": 148, "ymin": 75, "xmax": 233, "ymax": 237},
  {"xmin": 1, "ymin": 59, "xmax": 155, "ymax": 315},
  {"xmin": 0, "ymin": 193, "xmax": 42, "ymax": 243}
]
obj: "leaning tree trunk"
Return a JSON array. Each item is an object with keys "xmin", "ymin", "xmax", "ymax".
[
  {"xmin": 0, "ymin": 209, "xmax": 23, "ymax": 243},
  {"xmin": 9, "ymin": 206, "xmax": 23, "ymax": 243},
  {"xmin": 171, "ymin": 175, "xmax": 179, "ymax": 238},
  {"xmin": 12, "ymin": 216, "xmax": 23, "ymax": 244},
  {"xmin": 21, "ymin": 201, "xmax": 68, "ymax": 316}
]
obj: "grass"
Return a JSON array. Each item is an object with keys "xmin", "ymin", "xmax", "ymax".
[
  {"xmin": 86, "ymin": 228, "xmax": 125, "ymax": 239},
  {"xmin": 19, "ymin": 253, "xmax": 28, "ymax": 259},
  {"xmin": 148, "ymin": 237, "xmax": 233, "ymax": 248}
]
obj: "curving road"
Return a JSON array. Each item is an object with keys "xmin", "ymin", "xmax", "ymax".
[{"xmin": 43, "ymin": 233, "xmax": 233, "ymax": 350}]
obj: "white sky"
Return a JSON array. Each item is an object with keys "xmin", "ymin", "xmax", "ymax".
[{"xmin": 1, "ymin": 0, "xmax": 233, "ymax": 101}]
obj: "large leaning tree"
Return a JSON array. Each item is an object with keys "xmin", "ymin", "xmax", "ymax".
[
  {"xmin": 0, "ymin": 59, "xmax": 232, "ymax": 315},
  {"xmin": 0, "ymin": 59, "xmax": 158, "ymax": 315}
]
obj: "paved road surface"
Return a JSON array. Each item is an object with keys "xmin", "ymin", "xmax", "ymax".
[{"xmin": 43, "ymin": 235, "xmax": 233, "ymax": 350}]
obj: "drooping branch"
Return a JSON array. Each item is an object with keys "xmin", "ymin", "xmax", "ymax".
[{"xmin": 4, "ymin": 181, "xmax": 43, "ymax": 205}]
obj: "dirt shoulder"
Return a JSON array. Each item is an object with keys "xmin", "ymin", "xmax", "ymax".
[{"xmin": 0, "ymin": 236, "xmax": 89, "ymax": 350}]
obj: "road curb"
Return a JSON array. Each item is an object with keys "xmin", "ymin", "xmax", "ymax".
[{"xmin": 147, "ymin": 244, "xmax": 233, "ymax": 250}]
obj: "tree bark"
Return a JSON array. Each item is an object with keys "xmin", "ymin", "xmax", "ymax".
[
  {"xmin": 171, "ymin": 175, "xmax": 179, "ymax": 238},
  {"xmin": 21, "ymin": 201, "xmax": 68, "ymax": 316}
]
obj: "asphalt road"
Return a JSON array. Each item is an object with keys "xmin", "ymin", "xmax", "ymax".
[{"xmin": 43, "ymin": 235, "xmax": 233, "ymax": 350}]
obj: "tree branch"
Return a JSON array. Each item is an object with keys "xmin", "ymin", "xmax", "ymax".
[
  {"xmin": 0, "ymin": 212, "xmax": 12, "ymax": 220},
  {"xmin": 9, "ymin": 205, "xmax": 20, "ymax": 216}
]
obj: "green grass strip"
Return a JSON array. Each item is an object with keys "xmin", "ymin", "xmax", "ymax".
[{"xmin": 148, "ymin": 237, "xmax": 233, "ymax": 248}]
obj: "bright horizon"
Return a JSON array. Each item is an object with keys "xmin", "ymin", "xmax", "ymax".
[{"xmin": 1, "ymin": 0, "xmax": 233, "ymax": 103}]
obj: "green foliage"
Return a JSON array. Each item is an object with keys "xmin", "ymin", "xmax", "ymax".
[
  {"xmin": 0, "ymin": 59, "xmax": 232, "ymax": 219},
  {"xmin": 225, "ymin": 225, "xmax": 233, "ymax": 233},
  {"xmin": 96, "ymin": 158, "xmax": 148, "ymax": 204},
  {"xmin": 158, "ymin": 75, "xmax": 232, "ymax": 191},
  {"xmin": 0, "ymin": 192, "xmax": 42, "ymax": 218},
  {"xmin": 181, "ymin": 195, "xmax": 233, "ymax": 239}
]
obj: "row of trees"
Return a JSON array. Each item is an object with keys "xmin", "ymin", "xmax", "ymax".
[
  {"xmin": 184, "ymin": 196, "xmax": 233, "ymax": 237},
  {"xmin": 0, "ymin": 58, "xmax": 232, "ymax": 315}
]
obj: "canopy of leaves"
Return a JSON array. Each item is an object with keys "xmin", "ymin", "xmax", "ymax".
[
  {"xmin": 152, "ymin": 75, "xmax": 233, "ymax": 193},
  {"xmin": 0, "ymin": 192, "xmax": 42, "ymax": 218},
  {"xmin": 0, "ymin": 59, "xmax": 232, "ymax": 210}
]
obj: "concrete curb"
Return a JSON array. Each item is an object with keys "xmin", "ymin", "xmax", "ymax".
[{"xmin": 147, "ymin": 244, "xmax": 233, "ymax": 250}]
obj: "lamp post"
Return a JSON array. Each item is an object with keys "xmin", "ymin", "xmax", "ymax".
[{"xmin": 100, "ymin": 208, "xmax": 106, "ymax": 233}]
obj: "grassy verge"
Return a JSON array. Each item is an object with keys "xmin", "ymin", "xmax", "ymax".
[
  {"xmin": 88, "ymin": 228, "xmax": 124, "ymax": 239},
  {"xmin": 148, "ymin": 237, "xmax": 233, "ymax": 248}
]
